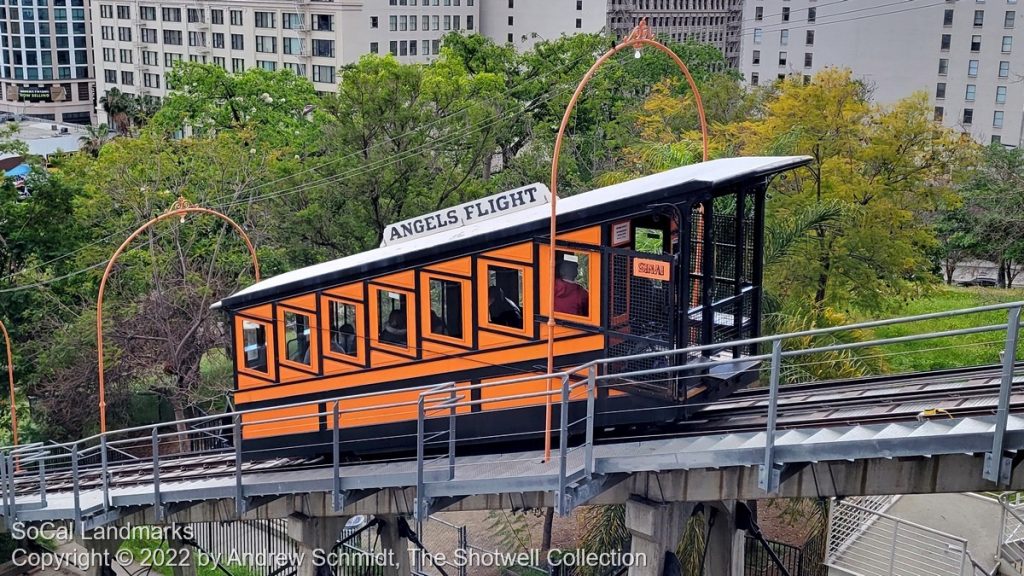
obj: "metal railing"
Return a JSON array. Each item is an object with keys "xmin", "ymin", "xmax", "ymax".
[
  {"xmin": 0, "ymin": 300, "xmax": 1020, "ymax": 530},
  {"xmin": 999, "ymin": 493, "xmax": 1024, "ymax": 574}
]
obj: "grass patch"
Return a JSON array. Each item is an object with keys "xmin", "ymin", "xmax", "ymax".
[{"xmin": 866, "ymin": 286, "xmax": 1024, "ymax": 373}]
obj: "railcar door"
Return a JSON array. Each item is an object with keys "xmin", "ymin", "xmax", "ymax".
[{"xmin": 605, "ymin": 216, "xmax": 679, "ymax": 399}]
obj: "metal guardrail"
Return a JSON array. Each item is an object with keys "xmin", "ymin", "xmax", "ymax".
[
  {"xmin": 0, "ymin": 300, "xmax": 1020, "ymax": 530},
  {"xmin": 999, "ymin": 493, "xmax": 1024, "ymax": 574}
]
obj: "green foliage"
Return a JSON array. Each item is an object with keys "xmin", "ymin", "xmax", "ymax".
[
  {"xmin": 484, "ymin": 509, "xmax": 534, "ymax": 552},
  {"xmin": 119, "ymin": 538, "xmax": 259, "ymax": 576}
]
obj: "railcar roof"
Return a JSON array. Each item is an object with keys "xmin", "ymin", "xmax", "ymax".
[{"xmin": 218, "ymin": 155, "xmax": 810, "ymax": 310}]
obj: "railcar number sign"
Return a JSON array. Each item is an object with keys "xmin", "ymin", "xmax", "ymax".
[
  {"xmin": 381, "ymin": 183, "xmax": 552, "ymax": 247},
  {"xmin": 633, "ymin": 258, "xmax": 671, "ymax": 281}
]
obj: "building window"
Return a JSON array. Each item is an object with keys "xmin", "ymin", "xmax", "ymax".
[
  {"xmin": 468, "ymin": 15, "xmax": 474, "ymax": 30},
  {"xmin": 312, "ymin": 39, "xmax": 334, "ymax": 57},
  {"xmin": 751, "ymin": 72, "xmax": 759, "ymax": 86},
  {"xmin": 119, "ymin": 48, "xmax": 132, "ymax": 63},
  {"xmin": 752, "ymin": 50, "xmax": 760, "ymax": 65},
  {"xmin": 162, "ymin": 7, "xmax": 181, "ymax": 22},
  {"xmin": 163, "ymin": 30, "xmax": 182, "ymax": 45},
  {"xmin": 1007, "ymin": 10, "xmax": 1016, "ymax": 27},
  {"xmin": 102, "ymin": 47, "xmax": 114, "ymax": 62},
  {"xmin": 143, "ymin": 72, "xmax": 160, "ymax": 88},
  {"xmin": 143, "ymin": 51, "xmax": 158, "ymax": 65},
  {"xmin": 231, "ymin": 34, "xmax": 244, "ymax": 50},
  {"xmin": 963, "ymin": 108, "xmax": 974, "ymax": 125},
  {"xmin": 164, "ymin": 52, "xmax": 182, "ymax": 67},
  {"xmin": 140, "ymin": 6, "xmax": 155, "ymax": 20},
  {"xmin": 994, "ymin": 110, "xmax": 1005, "ymax": 128},
  {"xmin": 390, "ymin": 40, "xmax": 398, "ymax": 55},
  {"xmin": 283, "ymin": 62, "xmax": 306, "ymax": 76},
  {"xmin": 754, "ymin": 28, "xmax": 763, "ymax": 44},
  {"xmin": 313, "ymin": 64, "xmax": 335, "ymax": 83},
  {"xmin": 934, "ymin": 106, "xmax": 943, "ymax": 122},
  {"xmin": 313, "ymin": 14, "xmax": 333, "ymax": 31},
  {"xmin": 1000, "ymin": 60, "xmax": 1011, "ymax": 77},
  {"xmin": 755, "ymin": 6, "xmax": 763, "ymax": 20},
  {"xmin": 120, "ymin": 70, "xmax": 133, "ymax": 85},
  {"xmin": 389, "ymin": 15, "xmax": 397, "ymax": 31},
  {"xmin": 282, "ymin": 37, "xmax": 301, "ymax": 55},
  {"xmin": 936, "ymin": 82, "xmax": 946, "ymax": 99},
  {"xmin": 141, "ymin": 28, "xmax": 157, "ymax": 43},
  {"xmin": 778, "ymin": 51, "xmax": 787, "ymax": 66},
  {"xmin": 104, "ymin": 69, "xmax": 116, "ymax": 83},
  {"xmin": 993, "ymin": 135, "xmax": 1002, "ymax": 144},
  {"xmin": 116, "ymin": 4, "xmax": 129, "ymax": 18},
  {"xmin": 100, "ymin": 4, "xmax": 112, "ymax": 18},
  {"xmin": 944, "ymin": 8, "xmax": 954, "ymax": 26},
  {"xmin": 256, "ymin": 36, "xmax": 276, "ymax": 53},
  {"xmin": 257, "ymin": 60, "xmax": 276, "ymax": 71},
  {"xmin": 804, "ymin": 53, "xmax": 813, "ymax": 68},
  {"xmin": 255, "ymin": 11, "xmax": 275, "ymax": 28},
  {"xmin": 187, "ymin": 8, "xmax": 203, "ymax": 23},
  {"xmin": 780, "ymin": 29, "xmax": 789, "ymax": 45},
  {"xmin": 1003, "ymin": 35, "xmax": 1013, "ymax": 51},
  {"xmin": 211, "ymin": 9, "xmax": 223, "ymax": 25},
  {"xmin": 370, "ymin": 41, "xmax": 378, "ymax": 53},
  {"xmin": 212, "ymin": 33, "xmax": 224, "ymax": 49},
  {"xmin": 997, "ymin": 85, "xmax": 1007, "ymax": 103},
  {"xmin": 370, "ymin": 16, "xmax": 378, "ymax": 29},
  {"xmin": 968, "ymin": 59, "xmax": 979, "ymax": 76},
  {"xmin": 283, "ymin": 13, "xmax": 302, "ymax": 29},
  {"xmin": 230, "ymin": 10, "xmax": 242, "ymax": 26},
  {"xmin": 941, "ymin": 34, "xmax": 951, "ymax": 50},
  {"xmin": 965, "ymin": 84, "xmax": 976, "ymax": 101},
  {"xmin": 972, "ymin": 35, "xmax": 982, "ymax": 51},
  {"xmin": 808, "ymin": 7, "xmax": 816, "ymax": 22},
  {"xmin": 575, "ymin": 17, "xmax": 581, "ymax": 28},
  {"xmin": 938, "ymin": 58, "xmax": 948, "ymax": 75},
  {"xmin": 806, "ymin": 30, "xmax": 814, "ymax": 45},
  {"xmin": 117, "ymin": 27, "xmax": 131, "ymax": 41},
  {"xmin": 189, "ymin": 32, "xmax": 206, "ymax": 47},
  {"xmin": 782, "ymin": 6, "xmax": 790, "ymax": 21},
  {"xmin": 232, "ymin": 58, "xmax": 244, "ymax": 73},
  {"xmin": 975, "ymin": 9, "xmax": 985, "ymax": 26}
]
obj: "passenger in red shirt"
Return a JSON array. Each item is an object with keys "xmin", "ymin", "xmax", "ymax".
[{"xmin": 555, "ymin": 259, "xmax": 589, "ymax": 316}]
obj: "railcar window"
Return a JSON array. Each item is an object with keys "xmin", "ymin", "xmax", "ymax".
[
  {"xmin": 242, "ymin": 320, "xmax": 267, "ymax": 372},
  {"xmin": 428, "ymin": 278, "xmax": 463, "ymax": 338},
  {"xmin": 635, "ymin": 227, "xmax": 665, "ymax": 254},
  {"xmin": 554, "ymin": 251, "xmax": 590, "ymax": 317},
  {"xmin": 284, "ymin": 311, "xmax": 312, "ymax": 365},
  {"xmin": 329, "ymin": 301, "xmax": 357, "ymax": 356},
  {"xmin": 487, "ymin": 265, "xmax": 524, "ymax": 329},
  {"xmin": 378, "ymin": 291, "xmax": 409, "ymax": 347}
]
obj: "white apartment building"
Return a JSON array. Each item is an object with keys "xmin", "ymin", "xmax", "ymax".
[
  {"xmin": 0, "ymin": 0, "xmax": 95, "ymax": 125},
  {"xmin": 479, "ymin": 0, "xmax": 606, "ymax": 50},
  {"xmin": 740, "ymin": 0, "xmax": 1024, "ymax": 146}
]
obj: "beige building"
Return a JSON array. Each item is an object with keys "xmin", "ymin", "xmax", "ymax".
[
  {"xmin": 609, "ymin": 0, "xmax": 743, "ymax": 66},
  {"xmin": 740, "ymin": 0, "xmax": 1024, "ymax": 146},
  {"xmin": 0, "ymin": 0, "xmax": 95, "ymax": 125}
]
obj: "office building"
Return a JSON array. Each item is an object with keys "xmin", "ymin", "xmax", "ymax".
[{"xmin": 0, "ymin": 0, "xmax": 94, "ymax": 125}]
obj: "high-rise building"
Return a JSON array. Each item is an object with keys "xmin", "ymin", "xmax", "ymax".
[
  {"xmin": 0, "ymin": 0, "xmax": 94, "ymax": 125},
  {"xmin": 739, "ymin": 0, "xmax": 1023, "ymax": 146}
]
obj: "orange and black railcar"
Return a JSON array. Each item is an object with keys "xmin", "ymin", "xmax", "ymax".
[{"xmin": 216, "ymin": 156, "xmax": 810, "ymax": 460}]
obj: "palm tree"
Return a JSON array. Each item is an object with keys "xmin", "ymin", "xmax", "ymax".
[
  {"xmin": 99, "ymin": 88, "xmax": 133, "ymax": 135},
  {"xmin": 130, "ymin": 95, "xmax": 162, "ymax": 128},
  {"xmin": 78, "ymin": 123, "xmax": 112, "ymax": 157}
]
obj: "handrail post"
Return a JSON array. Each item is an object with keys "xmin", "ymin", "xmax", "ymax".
[
  {"xmin": 71, "ymin": 443, "xmax": 81, "ymax": 534},
  {"xmin": 233, "ymin": 414, "xmax": 243, "ymax": 516},
  {"xmin": 100, "ymin": 433, "xmax": 110, "ymax": 512},
  {"xmin": 5, "ymin": 453, "xmax": 15, "ymax": 528},
  {"xmin": 889, "ymin": 521, "xmax": 899, "ymax": 573},
  {"xmin": 414, "ymin": 395, "xmax": 427, "ymax": 523},
  {"xmin": 758, "ymin": 338, "xmax": 783, "ymax": 493},
  {"xmin": 332, "ymin": 401, "xmax": 341, "ymax": 512},
  {"xmin": 0, "ymin": 453, "xmax": 9, "ymax": 526},
  {"xmin": 152, "ymin": 427, "xmax": 162, "ymax": 521},
  {"xmin": 37, "ymin": 455, "xmax": 46, "ymax": 509},
  {"xmin": 985, "ymin": 305, "xmax": 1021, "ymax": 484},
  {"xmin": 556, "ymin": 375, "xmax": 570, "ymax": 516},
  {"xmin": 585, "ymin": 365, "xmax": 596, "ymax": 479},
  {"xmin": 448, "ymin": 386, "xmax": 456, "ymax": 481}
]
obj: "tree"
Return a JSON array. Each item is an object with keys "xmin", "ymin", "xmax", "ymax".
[
  {"xmin": 726, "ymin": 70, "xmax": 966, "ymax": 312},
  {"xmin": 148, "ymin": 62, "xmax": 323, "ymax": 151},
  {"xmin": 956, "ymin": 143, "xmax": 1024, "ymax": 287},
  {"xmin": 78, "ymin": 123, "xmax": 112, "ymax": 157},
  {"xmin": 100, "ymin": 88, "xmax": 134, "ymax": 135}
]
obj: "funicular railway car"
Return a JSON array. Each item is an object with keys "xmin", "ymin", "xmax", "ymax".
[{"xmin": 216, "ymin": 156, "xmax": 810, "ymax": 459}]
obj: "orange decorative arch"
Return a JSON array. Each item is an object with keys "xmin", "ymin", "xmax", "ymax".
[
  {"xmin": 544, "ymin": 20, "xmax": 710, "ymax": 458},
  {"xmin": 97, "ymin": 197, "xmax": 260, "ymax": 433},
  {"xmin": 0, "ymin": 319, "xmax": 16, "ymax": 447}
]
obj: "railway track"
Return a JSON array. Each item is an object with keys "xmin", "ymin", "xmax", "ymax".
[{"xmin": 7, "ymin": 364, "xmax": 1021, "ymax": 497}]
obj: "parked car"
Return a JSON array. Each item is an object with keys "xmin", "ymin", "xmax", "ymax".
[{"xmin": 957, "ymin": 276, "xmax": 999, "ymax": 287}]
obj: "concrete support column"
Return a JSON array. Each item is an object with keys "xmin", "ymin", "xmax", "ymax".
[
  {"xmin": 74, "ymin": 537, "xmax": 122, "ymax": 576},
  {"xmin": 704, "ymin": 501, "xmax": 745, "ymax": 576},
  {"xmin": 287, "ymin": 514, "xmax": 348, "ymax": 576},
  {"xmin": 625, "ymin": 497, "xmax": 695, "ymax": 576},
  {"xmin": 377, "ymin": 515, "xmax": 411, "ymax": 576},
  {"xmin": 167, "ymin": 539, "xmax": 198, "ymax": 576}
]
